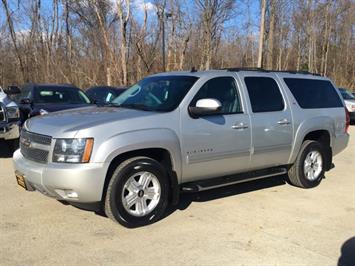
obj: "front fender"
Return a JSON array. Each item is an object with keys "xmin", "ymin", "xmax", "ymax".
[
  {"xmin": 93, "ymin": 128, "xmax": 183, "ymax": 180},
  {"xmin": 289, "ymin": 116, "xmax": 334, "ymax": 164}
]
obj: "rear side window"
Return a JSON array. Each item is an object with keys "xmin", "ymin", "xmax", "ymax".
[
  {"xmin": 284, "ymin": 79, "xmax": 343, "ymax": 109},
  {"xmin": 244, "ymin": 77, "xmax": 284, "ymax": 113}
]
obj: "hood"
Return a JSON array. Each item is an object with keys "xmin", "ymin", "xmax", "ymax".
[
  {"xmin": 344, "ymin": 99, "xmax": 355, "ymax": 104},
  {"xmin": 0, "ymin": 88, "xmax": 6, "ymax": 100},
  {"xmin": 33, "ymin": 103, "xmax": 91, "ymax": 113},
  {"xmin": 0, "ymin": 90, "xmax": 17, "ymax": 107},
  {"xmin": 25, "ymin": 106, "xmax": 159, "ymax": 138}
]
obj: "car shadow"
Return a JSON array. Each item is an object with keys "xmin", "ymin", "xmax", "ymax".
[
  {"xmin": 163, "ymin": 175, "xmax": 287, "ymax": 219},
  {"xmin": 338, "ymin": 237, "xmax": 355, "ymax": 266},
  {"xmin": 0, "ymin": 140, "xmax": 14, "ymax": 158},
  {"xmin": 66, "ymin": 175, "xmax": 287, "ymax": 226}
]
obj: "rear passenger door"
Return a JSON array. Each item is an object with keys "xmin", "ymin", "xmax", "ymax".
[{"xmin": 240, "ymin": 74, "xmax": 293, "ymax": 169}]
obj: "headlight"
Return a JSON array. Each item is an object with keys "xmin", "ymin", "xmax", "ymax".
[
  {"xmin": 345, "ymin": 103, "xmax": 354, "ymax": 112},
  {"xmin": 39, "ymin": 109, "xmax": 49, "ymax": 115},
  {"xmin": 53, "ymin": 138, "xmax": 94, "ymax": 163},
  {"xmin": 6, "ymin": 106, "xmax": 20, "ymax": 120}
]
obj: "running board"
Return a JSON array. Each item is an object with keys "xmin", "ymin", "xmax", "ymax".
[{"xmin": 181, "ymin": 167, "xmax": 288, "ymax": 193}]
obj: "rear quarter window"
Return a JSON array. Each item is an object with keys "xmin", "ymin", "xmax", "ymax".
[{"xmin": 284, "ymin": 78, "xmax": 343, "ymax": 109}]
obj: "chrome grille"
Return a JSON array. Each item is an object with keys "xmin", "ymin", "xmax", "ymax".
[
  {"xmin": 0, "ymin": 103, "xmax": 5, "ymax": 122},
  {"xmin": 20, "ymin": 130, "xmax": 52, "ymax": 163}
]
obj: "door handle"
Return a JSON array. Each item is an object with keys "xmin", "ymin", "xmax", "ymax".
[
  {"xmin": 277, "ymin": 119, "xmax": 291, "ymax": 125},
  {"xmin": 232, "ymin": 123, "xmax": 248, "ymax": 130}
]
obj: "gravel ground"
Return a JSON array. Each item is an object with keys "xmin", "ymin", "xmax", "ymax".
[{"xmin": 0, "ymin": 128, "xmax": 354, "ymax": 266}]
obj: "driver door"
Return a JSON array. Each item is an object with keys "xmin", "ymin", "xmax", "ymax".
[{"xmin": 181, "ymin": 76, "xmax": 251, "ymax": 183}]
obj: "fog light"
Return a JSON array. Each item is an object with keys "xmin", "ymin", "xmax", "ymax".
[
  {"xmin": 66, "ymin": 191, "xmax": 78, "ymax": 198},
  {"xmin": 55, "ymin": 189, "xmax": 79, "ymax": 199}
]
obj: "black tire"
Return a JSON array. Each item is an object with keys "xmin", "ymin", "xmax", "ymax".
[
  {"xmin": 7, "ymin": 138, "xmax": 19, "ymax": 153},
  {"xmin": 288, "ymin": 140, "xmax": 326, "ymax": 188},
  {"xmin": 104, "ymin": 156, "xmax": 169, "ymax": 228}
]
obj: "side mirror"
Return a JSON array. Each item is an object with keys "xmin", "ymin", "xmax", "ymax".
[
  {"xmin": 189, "ymin": 98, "xmax": 222, "ymax": 118},
  {"xmin": 20, "ymin": 98, "xmax": 32, "ymax": 105}
]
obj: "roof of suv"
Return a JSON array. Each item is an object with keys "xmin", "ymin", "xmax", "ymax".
[
  {"xmin": 151, "ymin": 69, "xmax": 327, "ymax": 80},
  {"xmin": 23, "ymin": 83, "xmax": 80, "ymax": 90}
]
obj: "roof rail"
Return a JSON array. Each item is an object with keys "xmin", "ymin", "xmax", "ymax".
[
  {"xmin": 222, "ymin": 67, "xmax": 268, "ymax": 72},
  {"xmin": 270, "ymin": 70, "xmax": 321, "ymax": 76},
  {"xmin": 190, "ymin": 67, "xmax": 198, "ymax": 73},
  {"xmin": 222, "ymin": 67, "xmax": 321, "ymax": 76}
]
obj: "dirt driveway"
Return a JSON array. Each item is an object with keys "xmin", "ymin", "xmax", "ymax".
[{"xmin": 1, "ymin": 128, "xmax": 354, "ymax": 265}]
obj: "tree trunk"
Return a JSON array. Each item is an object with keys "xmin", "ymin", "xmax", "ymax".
[
  {"xmin": 267, "ymin": 0, "xmax": 275, "ymax": 69},
  {"xmin": 116, "ymin": 0, "xmax": 130, "ymax": 86},
  {"xmin": 94, "ymin": 3, "xmax": 112, "ymax": 86},
  {"xmin": 1, "ymin": 0, "xmax": 26, "ymax": 82},
  {"xmin": 257, "ymin": 0, "xmax": 266, "ymax": 68},
  {"xmin": 296, "ymin": 33, "xmax": 301, "ymax": 71},
  {"xmin": 179, "ymin": 31, "xmax": 190, "ymax": 71}
]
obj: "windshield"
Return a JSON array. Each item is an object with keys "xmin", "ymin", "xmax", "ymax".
[
  {"xmin": 34, "ymin": 87, "xmax": 91, "ymax": 104},
  {"xmin": 111, "ymin": 76, "xmax": 198, "ymax": 112},
  {"xmin": 9, "ymin": 86, "xmax": 30, "ymax": 103},
  {"xmin": 339, "ymin": 89, "xmax": 355, "ymax": 100}
]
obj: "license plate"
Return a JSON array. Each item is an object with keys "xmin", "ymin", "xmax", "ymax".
[{"xmin": 15, "ymin": 171, "xmax": 27, "ymax": 190}]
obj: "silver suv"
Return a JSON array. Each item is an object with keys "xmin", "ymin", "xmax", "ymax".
[
  {"xmin": 13, "ymin": 69, "xmax": 350, "ymax": 227},
  {"xmin": 0, "ymin": 87, "xmax": 20, "ymax": 151}
]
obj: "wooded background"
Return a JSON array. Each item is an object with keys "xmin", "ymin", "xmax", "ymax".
[{"xmin": 0, "ymin": 0, "xmax": 354, "ymax": 90}]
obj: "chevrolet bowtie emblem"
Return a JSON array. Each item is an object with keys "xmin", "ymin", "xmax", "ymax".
[{"xmin": 21, "ymin": 138, "xmax": 31, "ymax": 148}]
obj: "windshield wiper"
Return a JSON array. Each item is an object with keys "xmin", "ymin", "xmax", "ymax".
[
  {"xmin": 96, "ymin": 102, "xmax": 119, "ymax": 107},
  {"xmin": 118, "ymin": 103, "xmax": 155, "ymax": 111}
]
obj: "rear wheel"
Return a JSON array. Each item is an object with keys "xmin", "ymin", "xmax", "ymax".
[
  {"xmin": 288, "ymin": 140, "xmax": 325, "ymax": 188},
  {"xmin": 104, "ymin": 157, "xmax": 169, "ymax": 227}
]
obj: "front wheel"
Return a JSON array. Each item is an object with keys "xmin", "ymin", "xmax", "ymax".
[
  {"xmin": 104, "ymin": 157, "xmax": 169, "ymax": 227},
  {"xmin": 288, "ymin": 140, "xmax": 325, "ymax": 188},
  {"xmin": 7, "ymin": 138, "xmax": 19, "ymax": 153}
]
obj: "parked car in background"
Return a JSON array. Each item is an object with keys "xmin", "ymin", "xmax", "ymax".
[
  {"xmin": 0, "ymin": 87, "xmax": 20, "ymax": 151},
  {"xmin": 352, "ymin": 92, "xmax": 355, "ymax": 97},
  {"xmin": 86, "ymin": 86, "xmax": 126, "ymax": 104},
  {"xmin": 339, "ymin": 88, "xmax": 355, "ymax": 123},
  {"xmin": 13, "ymin": 69, "xmax": 349, "ymax": 228},
  {"xmin": 17, "ymin": 84, "xmax": 92, "ymax": 124},
  {"xmin": 4, "ymin": 85, "xmax": 22, "ymax": 96}
]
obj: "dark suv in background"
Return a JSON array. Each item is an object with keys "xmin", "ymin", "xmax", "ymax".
[{"xmin": 16, "ymin": 84, "xmax": 92, "ymax": 124}]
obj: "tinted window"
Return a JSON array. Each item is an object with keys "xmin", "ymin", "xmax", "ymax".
[
  {"xmin": 33, "ymin": 87, "xmax": 90, "ymax": 104},
  {"xmin": 245, "ymin": 77, "xmax": 284, "ymax": 112},
  {"xmin": 284, "ymin": 79, "xmax": 343, "ymax": 109},
  {"xmin": 10, "ymin": 86, "xmax": 31, "ymax": 103},
  {"xmin": 112, "ymin": 76, "xmax": 198, "ymax": 112},
  {"xmin": 191, "ymin": 77, "xmax": 242, "ymax": 114}
]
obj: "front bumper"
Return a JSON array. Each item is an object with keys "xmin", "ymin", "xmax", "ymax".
[
  {"xmin": 349, "ymin": 111, "xmax": 355, "ymax": 122},
  {"xmin": 0, "ymin": 121, "xmax": 20, "ymax": 140},
  {"xmin": 13, "ymin": 150, "xmax": 109, "ymax": 203}
]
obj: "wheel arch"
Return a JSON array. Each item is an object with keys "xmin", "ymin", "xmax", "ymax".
[
  {"xmin": 101, "ymin": 147, "xmax": 180, "ymax": 205},
  {"xmin": 290, "ymin": 120, "xmax": 333, "ymax": 171}
]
